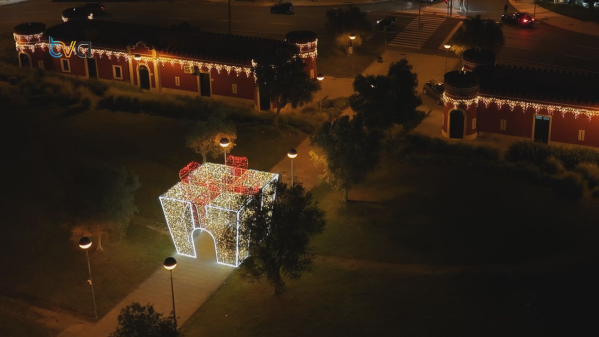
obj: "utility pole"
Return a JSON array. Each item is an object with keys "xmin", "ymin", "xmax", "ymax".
[
  {"xmin": 228, "ymin": 0, "xmax": 232, "ymax": 35},
  {"xmin": 418, "ymin": 3, "xmax": 421, "ymax": 49}
]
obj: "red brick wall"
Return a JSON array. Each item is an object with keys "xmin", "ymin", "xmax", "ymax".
[
  {"xmin": 477, "ymin": 103, "xmax": 533, "ymax": 138},
  {"xmin": 96, "ymin": 56, "xmax": 130, "ymax": 82},
  {"xmin": 209, "ymin": 68, "xmax": 255, "ymax": 100},
  {"xmin": 159, "ymin": 63, "xmax": 198, "ymax": 93},
  {"xmin": 550, "ymin": 112, "xmax": 599, "ymax": 147}
]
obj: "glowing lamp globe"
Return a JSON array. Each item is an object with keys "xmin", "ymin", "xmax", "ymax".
[
  {"xmin": 287, "ymin": 149, "xmax": 297, "ymax": 159},
  {"xmin": 133, "ymin": 54, "xmax": 141, "ymax": 61},
  {"xmin": 79, "ymin": 237, "xmax": 92, "ymax": 250},
  {"xmin": 444, "ymin": 44, "xmax": 452, "ymax": 50},
  {"xmin": 349, "ymin": 34, "xmax": 356, "ymax": 40},
  {"xmin": 317, "ymin": 73, "xmax": 324, "ymax": 81},
  {"xmin": 220, "ymin": 138, "xmax": 230, "ymax": 148},
  {"xmin": 163, "ymin": 257, "xmax": 177, "ymax": 270}
]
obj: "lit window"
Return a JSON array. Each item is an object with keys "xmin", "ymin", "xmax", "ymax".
[
  {"xmin": 61, "ymin": 59, "xmax": 70, "ymax": 73},
  {"xmin": 500, "ymin": 119, "xmax": 507, "ymax": 131},
  {"xmin": 578, "ymin": 130, "xmax": 585, "ymax": 141},
  {"xmin": 232, "ymin": 84, "xmax": 237, "ymax": 94},
  {"xmin": 472, "ymin": 117, "xmax": 477, "ymax": 130},
  {"xmin": 175, "ymin": 76, "xmax": 181, "ymax": 86},
  {"xmin": 113, "ymin": 65, "xmax": 122, "ymax": 79},
  {"xmin": 38, "ymin": 60, "xmax": 44, "ymax": 69}
]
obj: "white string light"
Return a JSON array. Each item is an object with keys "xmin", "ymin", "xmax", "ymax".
[
  {"xmin": 443, "ymin": 93, "xmax": 599, "ymax": 120},
  {"xmin": 160, "ymin": 162, "xmax": 278, "ymax": 267}
]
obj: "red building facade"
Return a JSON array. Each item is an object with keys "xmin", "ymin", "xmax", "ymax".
[
  {"xmin": 442, "ymin": 49, "xmax": 599, "ymax": 148},
  {"xmin": 13, "ymin": 21, "xmax": 318, "ymax": 111}
]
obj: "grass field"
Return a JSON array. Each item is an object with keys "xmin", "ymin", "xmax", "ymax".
[
  {"xmin": 0, "ymin": 99, "xmax": 308, "ymax": 324},
  {"xmin": 182, "ymin": 156, "xmax": 599, "ymax": 336},
  {"xmin": 317, "ymin": 38, "xmax": 386, "ymax": 79}
]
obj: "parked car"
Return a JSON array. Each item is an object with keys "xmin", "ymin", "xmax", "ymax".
[
  {"xmin": 62, "ymin": 7, "xmax": 94, "ymax": 22},
  {"xmin": 576, "ymin": 0, "xmax": 599, "ymax": 8},
  {"xmin": 376, "ymin": 16, "xmax": 397, "ymax": 30},
  {"xmin": 270, "ymin": 2, "xmax": 294, "ymax": 15},
  {"xmin": 78, "ymin": 3, "xmax": 106, "ymax": 16},
  {"xmin": 423, "ymin": 80, "xmax": 445, "ymax": 105},
  {"xmin": 501, "ymin": 12, "xmax": 534, "ymax": 28}
]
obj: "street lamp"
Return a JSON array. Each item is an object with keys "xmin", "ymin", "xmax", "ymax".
[
  {"xmin": 444, "ymin": 44, "xmax": 452, "ymax": 74},
  {"xmin": 133, "ymin": 54, "xmax": 141, "ymax": 61},
  {"xmin": 316, "ymin": 73, "xmax": 324, "ymax": 111},
  {"xmin": 163, "ymin": 257, "xmax": 178, "ymax": 330},
  {"xmin": 78, "ymin": 237, "xmax": 98, "ymax": 319},
  {"xmin": 287, "ymin": 149, "xmax": 297, "ymax": 187},
  {"xmin": 220, "ymin": 138, "xmax": 230, "ymax": 165},
  {"xmin": 349, "ymin": 34, "xmax": 356, "ymax": 78}
]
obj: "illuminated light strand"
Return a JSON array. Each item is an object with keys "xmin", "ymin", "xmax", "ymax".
[
  {"xmin": 13, "ymin": 32, "xmax": 43, "ymax": 42},
  {"xmin": 15, "ymin": 41, "xmax": 255, "ymax": 77},
  {"xmin": 160, "ymin": 161, "xmax": 278, "ymax": 267},
  {"xmin": 443, "ymin": 93, "xmax": 599, "ymax": 120}
]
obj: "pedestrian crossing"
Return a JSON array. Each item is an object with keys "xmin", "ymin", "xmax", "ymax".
[{"xmin": 388, "ymin": 15, "xmax": 446, "ymax": 48}]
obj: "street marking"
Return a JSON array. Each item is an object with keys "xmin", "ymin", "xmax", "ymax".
[
  {"xmin": 505, "ymin": 45, "xmax": 534, "ymax": 51},
  {"xmin": 575, "ymin": 44, "xmax": 599, "ymax": 50},
  {"xmin": 564, "ymin": 54, "xmax": 592, "ymax": 60},
  {"xmin": 389, "ymin": 15, "xmax": 446, "ymax": 48},
  {"xmin": 504, "ymin": 35, "xmax": 539, "ymax": 41}
]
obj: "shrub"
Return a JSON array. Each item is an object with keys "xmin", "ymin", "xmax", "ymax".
[
  {"xmin": 505, "ymin": 141, "xmax": 552, "ymax": 166},
  {"xmin": 549, "ymin": 172, "xmax": 585, "ymax": 200},
  {"xmin": 82, "ymin": 78, "xmax": 108, "ymax": 96},
  {"xmin": 573, "ymin": 162, "xmax": 599, "ymax": 189},
  {"xmin": 541, "ymin": 156, "xmax": 565, "ymax": 175},
  {"xmin": 404, "ymin": 134, "xmax": 500, "ymax": 161}
]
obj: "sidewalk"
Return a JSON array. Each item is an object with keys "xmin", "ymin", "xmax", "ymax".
[
  {"xmin": 0, "ymin": 0, "xmax": 28, "ymax": 6},
  {"xmin": 510, "ymin": 0, "xmax": 599, "ymax": 36}
]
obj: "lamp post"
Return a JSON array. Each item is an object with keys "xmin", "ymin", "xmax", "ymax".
[
  {"xmin": 444, "ymin": 44, "xmax": 452, "ymax": 75},
  {"xmin": 316, "ymin": 73, "xmax": 324, "ymax": 111},
  {"xmin": 133, "ymin": 54, "xmax": 141, "ymax": 61},
  {"xmin": 349, "ymin": 34, "xmax": 356, "ymax": 78},
  {"xmin": 220, "ymin": 138, "xmax": 230, "ymax": 165},
  {"xmin": 163, "ymin": 257, "xmax": 178, "ymax": 330},
  {"xmin": 287, "ymin": 149, "xmax": 297, "ymax": 187},
  {"xmin": 78, "ymin": 237, "xmax": 98, "ymax": 320}
]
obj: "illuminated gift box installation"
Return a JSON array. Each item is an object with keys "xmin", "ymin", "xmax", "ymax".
[{"xmin": 159, "ymin": 157, "xmax": 279, "ymax": 267}]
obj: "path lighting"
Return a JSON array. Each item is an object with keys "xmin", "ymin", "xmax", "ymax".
[
  {"xmin": 288, "ymin": 149, "xmax": 297, "ymax": 187},
  {"xmin": 220, "ymin": 138, "xmax": 230, "ymax": 164},
  {"xmin": 163, "ymin": 257, "xmax": 178, "ymax": 330},
  {"xmin": 133, "ymin": 54, "xmax": 141, "ymax": 61},
  {"xmin": 349, "ymin": 34, "xmax": 356, "ymax": 78},
  {"xmin": 316, "ymin": 73, "xmax": 324, "ymax": 111},
  {"xmin": 78, "ymin": 237, "xmax": 98, "ymax": 319},
  {"xmin": 444, "ymin": 44, "xmax": 452, "ymax": 75}
]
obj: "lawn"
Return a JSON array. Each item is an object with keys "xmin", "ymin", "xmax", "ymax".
[
  {"xmin": 537, "ymin": 1, "xmax": 599, "ymax": 23},
  {"xmin": 0, "ymin": 89, "xmax": 307, "ymax": 324},
  {"xmin": 317, "ymin": 38, "xmax": 386, "ymax": 79},
  {"xmin": 183, "ymin": 155, "xmax": 599, "ymax": 336}
]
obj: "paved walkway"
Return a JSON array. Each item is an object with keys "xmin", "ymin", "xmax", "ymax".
[
  {"xmin": 389, "ymin": 15, "xmax": 447, "ymax": 48},
  {"xmin": 510, "ymin": 0, "xmax": 599, "ymax": 35}
]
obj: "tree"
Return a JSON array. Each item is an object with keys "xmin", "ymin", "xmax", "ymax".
[
  {"xmin": 451, "ymin": 15, "xmax": 505, "ymax": 55},
  {"xmin": 350, "ymin": 59, "xmax": 424, "ymax": 134},
  {"xmin": 110, "ymin": 302, "xmax": 178, "ymax": 337},
  {"xmin": 186, "ymin": 109, "xmax": 236, "ymax": 163},
  {"xmin": 310, "ymin": 115, "xmax": 382, "ymax": 202},
  {"xmin": 254, "ymin": 47, "xmax": 320, "ymax": 127},
  {"xmin": 67, "ymin": 164, "xmax": 141, "ymax": 251},
  {"xmin": 239, "ymin": 182, "xmax": 326, "ymax": 295},
  {"xmin": 325, "ymin": 7, "xmax": 372, "ymax": 55}
]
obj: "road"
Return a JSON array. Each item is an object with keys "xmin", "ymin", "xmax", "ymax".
[{"xmin": 1, "ymin": 0, "xmax": 598, "ymax": 73}]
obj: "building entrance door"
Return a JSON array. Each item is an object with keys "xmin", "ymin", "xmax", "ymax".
[
  {"xmin": 259, "ymin": 89, "xmax": 270, "ymax": 111},
  {"xmin": 139, "ymin": 65, "xmax": 150, "ymax": 90},
  {"xmin": 199, "ymin": 73, "xmax": 211, "ymax": 97},
  {"xmin": 449, "ymin": 110, "xmax": 464, "ymax": 139},
  {"xmin": 87, "ymin": 58, "xmax": 97, "ymax": 79},
  {"xmin": 534, "ymin": 115, "xmax": 550, "ymax": 144},
  {"xmin": 19, "ymin": 53, "xmax": 30, "ymax": 68}
]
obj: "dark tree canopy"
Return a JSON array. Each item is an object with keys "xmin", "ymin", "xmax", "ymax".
[
  {"xmin": 254, "ymin": 48, "xmax": 320, "ymax": 127},
  {"xmin": 239, "ymin": 182, "xmax": 326, "ymax": 295},
  {"xmin": 311, "ymin": 115, "xmax": 382, "ymax": 202},
  {"xmin": 325, "ymin": 6, "xmax": 372, "ymax": 52},
  {"xmin": 350, "ymin": 59, "xmax": 423, "ymax": 132},
  {"xmin": 452, "ymin": 15, "xmax": 505, "ymax": 55},
  {"xmin": 67, "ymin": 164, "xmax": 141, "ymax": 251},
  {"xmin": 110, "ymin": 302, "xmax": 178, "ymax": 337}
]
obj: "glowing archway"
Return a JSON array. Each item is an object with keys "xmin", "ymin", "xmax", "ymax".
[{"xmin": 159, "ymin": 158, "xmax": 278, "ymax": 267}]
